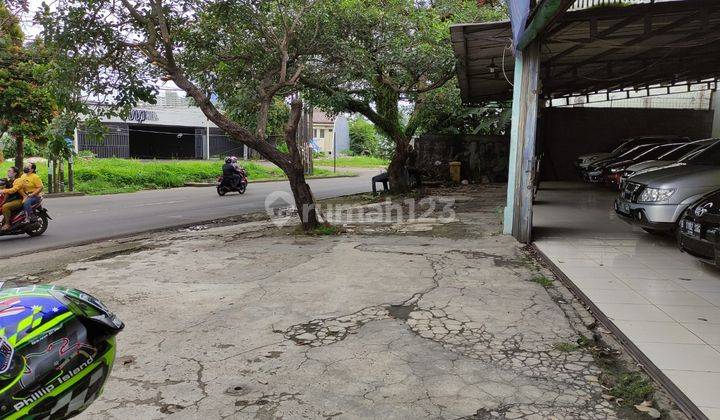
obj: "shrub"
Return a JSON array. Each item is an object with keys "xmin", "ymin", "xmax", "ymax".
[{"xmin": 3, "ymin": 137, "xmax": 46, "ymax": 158}]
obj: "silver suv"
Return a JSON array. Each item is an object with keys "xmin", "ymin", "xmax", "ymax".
[{"xmin": 614, "ymin": 141, "xmax": 720, "ymax": 232}]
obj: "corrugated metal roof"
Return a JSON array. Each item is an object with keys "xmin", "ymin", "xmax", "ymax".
[{"xmin": 451, "ymin": 0, "xmax": 720, "ymax": 103}]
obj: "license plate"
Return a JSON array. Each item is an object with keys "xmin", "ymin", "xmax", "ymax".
[
  {"xmin": 682, "ymin": 220, "xmax": 701, "ymax": 237},
  {"xmin": 618, "ymin": 202, "xmax": 631, "ymax": 215}
]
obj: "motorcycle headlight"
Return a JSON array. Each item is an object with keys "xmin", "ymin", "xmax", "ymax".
[
  {"xmin": 609, "ymin": 167, "xmax": 624, "ymax": 173},
  {"xmin": 638, "ymin": 188, "xmax": 676, "ymax": 203}
]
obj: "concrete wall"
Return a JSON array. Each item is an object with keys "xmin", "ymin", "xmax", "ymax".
[
  {"xmin": 416, "ymin": 134, "xmax": 510, "ymax": 182},
  {"xmin": 540, "ymin": 107, "xmax": 714, "ymax": 181},
  {"xmin": 711, "ymin": 90, "xmax": 720, "ymax": 138}
]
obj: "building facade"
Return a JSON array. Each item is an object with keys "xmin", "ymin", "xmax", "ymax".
[{"xmin": 78, "ymin": 91, "xmax": 246, "ymax": 160}]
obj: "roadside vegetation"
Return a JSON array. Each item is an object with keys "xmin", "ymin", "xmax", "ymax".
[
  {"xmin": 0, "ymin": 159, "xmax": 346, "ymax": 195},
  {"xmin": 313, "ymin": 156, "xmax": 388, "ymax": 168}
]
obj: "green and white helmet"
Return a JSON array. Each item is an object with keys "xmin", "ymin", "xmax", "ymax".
[{"xmin": 0, "ymin": 285, "xmax": 123, "ymax": 419}]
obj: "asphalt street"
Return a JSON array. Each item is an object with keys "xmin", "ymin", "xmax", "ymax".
[{"xmin": 0, "ymin": 171, "xmax": 377, "ymax": 256}]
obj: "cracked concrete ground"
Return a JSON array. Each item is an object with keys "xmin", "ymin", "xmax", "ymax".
[{"xmin": 3, "ymin": 185, "xmax": 656, "ymax": 419}]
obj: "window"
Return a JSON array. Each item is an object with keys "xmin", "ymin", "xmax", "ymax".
[
  {"xmin": 687, "ymin": 142, "xmax": 720, "ymax": 166},
  {"xmin": 320, "ymin": 129, "xmax": 325, "ymax": 138},
  {"xmin": 313, "ymin": 129, "xmax": 318, "ymax": 138}
]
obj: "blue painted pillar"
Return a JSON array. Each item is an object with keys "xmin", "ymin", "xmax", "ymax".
[{"xmin": 503, "ymin": 40, "xmax": 541, "ymax": 243}]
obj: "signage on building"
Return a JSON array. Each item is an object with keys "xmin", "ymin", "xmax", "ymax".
[{"xmin": 128, "ymin": 109, "xmax": 159, "ymax": 124}]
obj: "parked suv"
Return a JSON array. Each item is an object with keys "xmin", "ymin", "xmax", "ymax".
[
  {"xmin": 614, "ymin": 141, "xmax": 720, "ymax": 233},
  {"xmin": 621, "ymin": 139, "xmax": 717, "ymax": 184},
  {"xmin": 575, "ymin": 135, "xmax": 689, "ymax": 174},
  {"xmin": 679, "ymin": 188, "xmax": 720, "ymax": 266}
]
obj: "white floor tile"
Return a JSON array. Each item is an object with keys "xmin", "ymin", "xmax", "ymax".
[
  {"xmin": 699, "ymin": 407, "xmax": 720, "ymax": 420},
  {"xmin": 678, "ymin": 279, "xmax": 720, "ymax": 293},
  {"xmin": 683, "ymin": 323, "xmax": 720, "ymax": 346},
  {"xmin": 636, "ymin": 343, "xmax": 720, "ymax": 372},
  {"xmin": 664, "ymin": 370, "xmax": 720, "ymax": 408},
  {"xmin": 606, "ymin": 267, "xmax": 661, "ymax": 280},
  {"xmin": 571, "ymin": 277, "xmax": 632, "ymax": 291},
  {"xmin": 582, "ymin": 289, "xmax": 648, "ymax": 305},
  {"xmin": 659, "ymin": 305, "xmax": 720, "ymax": 324},
  {"xmin": 596, "ymin": 303, "xmax": 675, "ymax": 322},
  {"xmin": 612, "ymin": 320, "xmax": 703, "ymax": 344},
  {"xmin": 640, "ymin": 291, "xmax": 713, "ymax": 307},
  {"xmin": 622, "ymin": 277, "xmax": 687, "ymax": 292},
  {"xmin": 702, "ymin": 293, "xmax": 720, "ymax": 307}
]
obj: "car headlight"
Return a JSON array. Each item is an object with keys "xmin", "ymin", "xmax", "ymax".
[{"xmin": 638, "ymin": 188, "xmax": 676, "ymax": 203}]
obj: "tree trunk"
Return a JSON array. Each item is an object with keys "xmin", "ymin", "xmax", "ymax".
[
  {"xmin": 284, "ymin": 100, "xmax": 320, "ymax": 231},
  {"xmin": 388, "ymin": 136, "xmax": 410, "ymax": 193},
  {"xmin": 14, "ymin": 134, "xmax": 24, "ymax": 169},
  {"xmin": 287, "ymin": 168, "xmax": 320, "ymax": 231}
]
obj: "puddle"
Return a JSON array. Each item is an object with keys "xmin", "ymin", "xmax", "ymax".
[{"xmin": 387, "ymin": 304, "xmax": 416, "ymax": 321}]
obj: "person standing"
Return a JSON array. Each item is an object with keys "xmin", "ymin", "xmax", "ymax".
[{"xmin": 21, "ymin": 162, "xmax": 43, "ymax": 222}]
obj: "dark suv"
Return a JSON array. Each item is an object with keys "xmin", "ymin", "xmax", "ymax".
[{"xmin": 679, "ymin": 189, "xmax": 720, "ymax": 266}]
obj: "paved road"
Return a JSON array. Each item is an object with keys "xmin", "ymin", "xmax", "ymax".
[{"xmin": 0, "ymin": 171, "xmax": 377, "ymax": 256}]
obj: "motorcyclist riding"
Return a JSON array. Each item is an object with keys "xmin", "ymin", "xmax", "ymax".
[{"xmin": 222, "ymin": 157, "xmax": 242, "ymax": 188}]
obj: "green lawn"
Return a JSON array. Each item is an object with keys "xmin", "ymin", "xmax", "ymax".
[
  {"xmin": 0, "ymin": 159, "xmax": 349, "ymax": 195},
  {"xmin": 314, "ymin": 156, "xmax": 388, "ymax": 168}
]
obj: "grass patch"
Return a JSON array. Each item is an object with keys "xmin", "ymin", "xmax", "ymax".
[
  {"xmin": 314, "ymin": 156, "xmax": 388, "ymax": 168},
  {"xmin": 530, "ymin": 275, "xmax": 554, "ymax": 287},
  {"xmin": 553, "ymin": 342, "xmax": 580, "ymax": 352},
  {"xmin": 610, "ymin": 373, "xmax": 654, "ymax": 405},
  {"xmin": 0, "ymin": 159, "xmax": 345, "ymax": 195},
  {"xmin": 295, "ymin": 223, "xmax": 343, "ymax": 236}
]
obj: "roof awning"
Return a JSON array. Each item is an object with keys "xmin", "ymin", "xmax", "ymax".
[{"xmin": 451, "ymin": 0, "xmax": 720, "ymax": 104}]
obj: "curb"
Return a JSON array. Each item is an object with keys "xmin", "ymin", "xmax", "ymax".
[
  {"xmin": 44, "ymin": 192, "xmax": 86, "ymax": 199},
  {"xmin": 184, "ymin": 174, "xmax": 358, "ymax": 187}
]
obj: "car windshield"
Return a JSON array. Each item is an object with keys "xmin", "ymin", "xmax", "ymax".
[
  {"xmin": 659, "ymin": 143, "xmax": 697, "ymax": 161},
  {"xmin": 686, "ymin": 142, "xmax": 720, "ymax": 166},
  {"xmin": 618, "ymin": 144, "xmax": 655, "ymax": 160},
  {"xmin": 635, "ymin": 144, "xmax": 676, "ymax": 161}
]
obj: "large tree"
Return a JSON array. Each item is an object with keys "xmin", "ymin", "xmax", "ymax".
[
  {"xmin": 304, "ymin": 0, "xmax": 504, "ymax": 192},
  {"xmin": 39, "ymin": 0, "xmax": 332, "ymax": 230},
  {"xmin": 0, "ymin": 1, "xmax": 56, "ymax": 167}
]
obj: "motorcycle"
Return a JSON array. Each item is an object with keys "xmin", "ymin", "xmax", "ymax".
[
  {"xmin": 217, "ymin": 169, "xmax": 248, "ymax": 196},
  {"xmin": 0, "ymin": 194, "xmax": 51, "ymax": 237}
]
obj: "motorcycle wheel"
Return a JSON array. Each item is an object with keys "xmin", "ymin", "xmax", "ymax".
[
  {"xmin": 26, "ymin": 214, "xmax": 49, "ymax": 237},
  {"xmin": 217, "ymin": 186, "xmax": 227, "ymax": 196},
  {"xmin": 238, "ymin": 183, "xmax": 247, "ymax": 195}
]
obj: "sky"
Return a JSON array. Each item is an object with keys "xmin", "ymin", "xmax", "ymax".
[{"xmin": 19, "ymin": 0, "xmax": 185, "ymax": 95}]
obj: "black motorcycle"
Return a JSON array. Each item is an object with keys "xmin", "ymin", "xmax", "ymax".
[{"xmin": 217, "ymin": 170, "xmax": 248, "ymax": 196}]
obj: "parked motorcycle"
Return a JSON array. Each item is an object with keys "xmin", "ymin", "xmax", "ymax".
[
  {"xmin": 0, "ymin": 195, "xmax": 51, "ymax": 237},
  {"xmin": 217, "ymin": 169, "xmax": 248, "ymax": 196}
]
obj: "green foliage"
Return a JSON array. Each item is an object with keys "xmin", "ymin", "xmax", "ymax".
[
  {"xmin": 307, "ymin": 223, "xmax": 342, "ymax": 236},
  {"xmin": 348, "ymin": 118, "xmax": 394, "ymax": 159},
  {"xmin": 349, "ymin": 118, "xmax": 379, "ymax": 156},
  {"xmin": 314, "ymin": 156, "xmax": 389, "ymax": 168},
  {"xmin": 0, "ymin": 159, "xmax": 341, "ymax": 195},
  {"xmin": 414, "ymin": 84, "xmax": 512, "ymax": 135},
  {"xmin": 0, "ymin": 2, "xmax": 56, "ymax": 146},
  {"xmin": 224, "ymin": 97, "xmax": 290, "ymax": 138},
  {"xmin": 610, "ymin": 373, "xmax": 654, "ymax": 406},
  {"xmin": 553, "ymin": 342, "xmax": 580, "ymax": 352},
  {"xmin": 3, "ymin": 137, "xmax": 44, "ymax": 158},
  {"xmin": 530, "ymin": 276, "xmax": 554, "ymax": 288},
  {"xmin": 304, "ymin": 0, "xmax": 507, "ymax": 147}
]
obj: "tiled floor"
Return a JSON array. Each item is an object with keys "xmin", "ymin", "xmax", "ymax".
[{"xmin": 534, "ymin": 182, "xmax": 720, "ymax": 419}]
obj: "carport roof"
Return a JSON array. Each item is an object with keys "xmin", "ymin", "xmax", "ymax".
[{"xmin": 451, "ymin": 0, "xmax": 720, "ymax": 104}]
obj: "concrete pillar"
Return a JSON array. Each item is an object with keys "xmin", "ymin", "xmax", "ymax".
[
  {"xmin": 204, "ymin": 119, "xmax": 211, "ymax": 160},
  {"xmin": 73, "ymin": 127, "xmax": 80, "ymax": 154},
  {"xmin": 711, "ymin": 89, "xmax": 720, "ymax": 138},
  {"xmin": 503, "ymin": 40, "xmax": 540, "ymax": 244}
]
